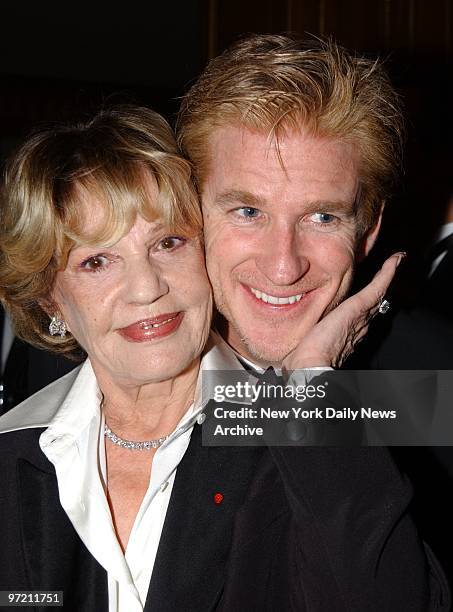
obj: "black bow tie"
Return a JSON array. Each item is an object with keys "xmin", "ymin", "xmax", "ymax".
[{"xmin": 253, "ymin": 366, "xmax": 285, "ymax": 388}]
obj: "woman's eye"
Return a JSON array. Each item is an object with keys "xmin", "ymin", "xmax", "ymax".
[
  {"xmin": 311, "ymin": 212, "xmax": 337, "ymax": 224},
  {"xmin": 235, "ymin": 207, "xmax": 260, "ymax": 219},
  {"xmin": 158, "ymin": 236, "xmax": 186, "ymax": 251},
  {"xmin": 80, "ymin": 255, "xmax": 110, "ymax": 271}
]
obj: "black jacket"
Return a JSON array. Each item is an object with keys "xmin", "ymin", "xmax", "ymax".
[{"xmin": 0, "ymin": 412, "xmax": 449, "ymax": 611}]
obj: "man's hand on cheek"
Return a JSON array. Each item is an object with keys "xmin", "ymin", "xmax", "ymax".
[{"xmin": 282, "ymin": 252, "xmax": 405, "ymax": 371}]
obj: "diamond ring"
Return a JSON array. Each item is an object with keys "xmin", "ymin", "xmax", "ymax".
[{"xmin": 378, "ymin": 299, "xmax": 390, "ymax": 314}]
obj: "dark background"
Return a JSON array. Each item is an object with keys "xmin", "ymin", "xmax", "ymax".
[{"xmin": 1, "ymin": 0, "xmax": 452, "ymax": 271}]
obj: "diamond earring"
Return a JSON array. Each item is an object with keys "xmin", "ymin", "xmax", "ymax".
[{"xmin": 49, "ymin": 315, "xmax": 67, "ymax": 337}]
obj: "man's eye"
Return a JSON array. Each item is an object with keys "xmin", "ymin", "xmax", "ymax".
[
  {"xmin": 235, "ymin": 207, "xmax": 260, "ymax": 219},
  {"xmin": 158, "ymin": 236, "xmax": 186, "ymax": 250},
  {"xmin": 311, "ymin": 212, "xmax": 337, "ymax": 224},
  {"xmin": 80, "ymin": 255, "xmax": 110, "ymax": 271}
]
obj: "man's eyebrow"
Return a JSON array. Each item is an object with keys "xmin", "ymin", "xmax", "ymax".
[
  {"xmin": 214, "ymin": 190, "xmax": 265, "ymax": 209},
  {"xmin": 303, "ymin": 200, "xmax": 356, "ymax": 214}
]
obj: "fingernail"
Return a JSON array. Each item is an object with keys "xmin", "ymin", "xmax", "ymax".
[{"xmin": 395, "ymin": 251, "xmax": 407, "ymax": 266}]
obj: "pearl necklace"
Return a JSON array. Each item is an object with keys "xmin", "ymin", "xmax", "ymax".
[{"xmin": 104, "ymin": 424, "xmax": 169, "ymax": 451}]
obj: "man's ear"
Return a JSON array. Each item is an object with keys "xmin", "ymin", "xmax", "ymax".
[{"xmin": 357, "ymin": 201, "xmax": 385, "ymax": 262}]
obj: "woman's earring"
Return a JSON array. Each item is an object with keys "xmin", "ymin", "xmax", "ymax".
[{"xmin": 49, "ymin": 315, "xmax": 67, "ymax": 337}]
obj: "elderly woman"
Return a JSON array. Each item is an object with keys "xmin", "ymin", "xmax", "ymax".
[
  {"xmin": 0, "ymin": 106, "xmax": 449, "ymax": 612},
  {"xmin": 0, "ymin": 106, "xmax": 216, "ymax": 610}
]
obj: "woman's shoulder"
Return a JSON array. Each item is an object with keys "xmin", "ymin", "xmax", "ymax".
[{"xmin": 0, "ymin": 366, "xmax": 82, "ymax": 436}]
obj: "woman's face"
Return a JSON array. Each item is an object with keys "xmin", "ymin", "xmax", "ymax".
[{"xmin": 52, "ymin": 186, "xmax": 212, "ymax": 389}]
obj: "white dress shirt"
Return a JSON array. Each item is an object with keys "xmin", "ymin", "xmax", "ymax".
[
  {"xmin": 231, "ymin": 344, "xmax": 333, "ymax": 381},
  {"xmin": 37, "ymin": 331, "xmax": 245, "ymax": 612}
]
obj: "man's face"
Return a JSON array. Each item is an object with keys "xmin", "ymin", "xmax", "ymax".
[{"xmin": 201, "ymin": 125, "xmax": 380, "ymax": 366}]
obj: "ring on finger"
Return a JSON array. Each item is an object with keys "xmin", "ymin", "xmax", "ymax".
[{"xmin": 378, "ymin": 298, "xmax": 390, "ymax": 314}]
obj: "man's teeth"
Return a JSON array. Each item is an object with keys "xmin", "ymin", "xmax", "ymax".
[
  {"xmin": 142, "ymin": 316, "xmax": 177, "ymax": 329},
  {"xmin": 250, "ymin": 288, "xmax": 304, "ymax": 305}
]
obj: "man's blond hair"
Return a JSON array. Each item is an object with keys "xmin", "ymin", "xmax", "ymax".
[{"xmin": 177, "ymin": 34, "xmax": 404, "ymax": 229}]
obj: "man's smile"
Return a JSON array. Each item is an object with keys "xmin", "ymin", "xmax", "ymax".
[
  {"xmin": 249, "ymin": 286, "xmax": 304, "ymax": 305},
  {"xmin": 240, "ymin": 282, "xmax": 318, "ymax": 315}
]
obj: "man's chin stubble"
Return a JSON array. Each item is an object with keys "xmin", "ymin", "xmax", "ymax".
[{"xmin": 233, "ymin": 323, "xmax": 295, "ymax": 366}]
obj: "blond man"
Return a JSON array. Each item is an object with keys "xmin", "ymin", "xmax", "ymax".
[{"xmin": 177, "ymin": 34, "xmax": 450, "ymax": 609}]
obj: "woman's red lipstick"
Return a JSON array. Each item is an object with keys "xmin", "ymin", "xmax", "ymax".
[{"xmin": 118, "ymin": 312, "xmax": 182, "ymax": 342}]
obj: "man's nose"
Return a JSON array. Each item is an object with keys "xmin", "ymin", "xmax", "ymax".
[
  {"xmin": 125, "ymin": 260, "xmax": 169, "ymax": 304},
  {"xmin": 255, "ymin": 225, "xmax": 309, "ymax": 286}
]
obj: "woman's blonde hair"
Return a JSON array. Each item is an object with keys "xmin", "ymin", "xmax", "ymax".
[
  {"xmin": 0, "ymin": 105, "xmax": 202, "ymax": 357},
  {"xmin": 177, "ymin": 34, "xmax": 405, "ymax": 231}
]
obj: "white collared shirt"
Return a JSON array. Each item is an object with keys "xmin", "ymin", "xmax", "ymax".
[
  {"xmin": 35, "ymin": 332, "xmax": 244, "ymax": 612},
  {"xmin": 230, "ymin": 344, "xmax": 333, "ymax": 382}
]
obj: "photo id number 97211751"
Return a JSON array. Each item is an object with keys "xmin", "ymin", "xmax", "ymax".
[{"xmin": 0, "ymin": 592, "xmax": 63, "ymax": 607}]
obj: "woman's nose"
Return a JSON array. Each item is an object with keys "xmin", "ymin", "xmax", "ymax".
[
  {"xmin": 125, "ymin": 260, "xmax": 169, "ymax": 304},
  {"xmin": 255, "ymin": 225, "xmax": 309, "ymax": 286}
]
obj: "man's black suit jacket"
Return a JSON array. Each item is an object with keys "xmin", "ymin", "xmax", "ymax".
[
  {"xmin": 0, "ymin": 417, "xmax": 449, "ymax": 611},
  {"xmin": 347, "ymin": 306, "xmax": 453, "ymax": 586}
]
